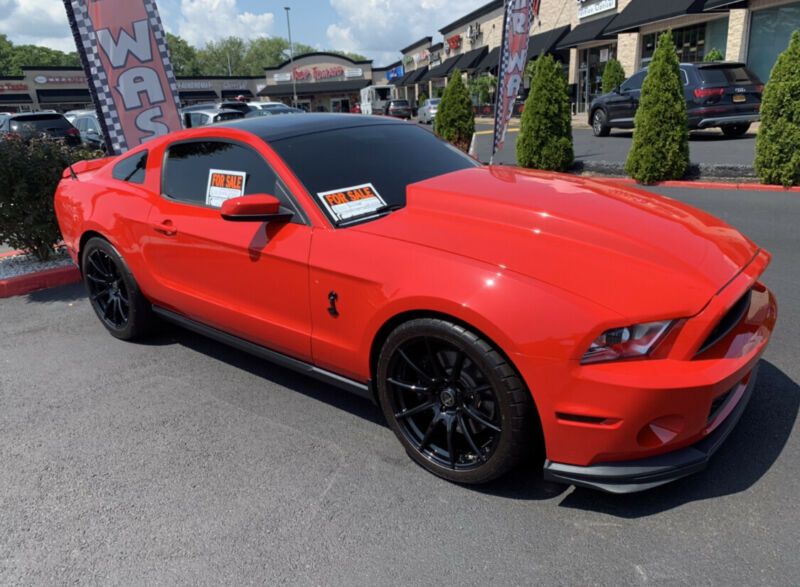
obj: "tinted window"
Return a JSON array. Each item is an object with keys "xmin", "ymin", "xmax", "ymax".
[
  {"xmin": 163, "ymin": 141, "xmax": 282, "ymax": 207},
  {"xmin": 621, "ymin": 71, "xmax": 646, "ymax": 92},
  {"xmin": 391, "ymin": 100, "xmax": 410, "ymax": 106},
  {"xmin": 269, "ymin": 124, "xmax": 478, "ymax": 224},
  {"xmin": 74, "ymin": 118, "xmax": 87, "ymax": 132},
  {"xmin": 113, "ymin": 151, "xmax": 148, "ymax": 184},
  {"xmin": 10, "ymin": 114, "xmax": 71, "ymax": 132},
  {"xmin": 699, "ymin": 66, "xmax": 759, "ymax": 85},
  {"xmin": 214, "ymin": 112, "xmax": 244, "ymax": 123}
]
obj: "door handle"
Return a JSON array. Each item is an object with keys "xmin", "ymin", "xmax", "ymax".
[{"xmin": 152, "ymin": 219, "xmax": 177, "ymax": 236}]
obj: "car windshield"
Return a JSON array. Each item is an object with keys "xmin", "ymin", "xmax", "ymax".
[
  {"xmin": 269, "ymin": 123, "xmax": 478, "ymax": 226},
  {"xmin": 9, "ymin": 114, "xmax": 71, "ymax": 133},
  {"xmin": 392, "ymin": 100, "xmax": 410, "ymax": 107},
  {"xmin": 430, "ymin": 99, "xmax": 441, "ymax": 106}
]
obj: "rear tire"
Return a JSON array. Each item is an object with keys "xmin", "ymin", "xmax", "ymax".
[
  {"xmin": 592, "ymin": 109, "xmax": 610, "ymax": 137},
  {"xmin": 377, "ymin": 318, "xmax": 536, "ymax": 484},
  {"xmin": 721, "ymin": 123, "xmax": 750, "ymax": 137},
  {"xmin": 81, "ymin": 237, "xmax": 155, "ymax": 341}
]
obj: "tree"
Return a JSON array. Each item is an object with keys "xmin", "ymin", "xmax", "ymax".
[
  {"xmin": 166, "ymin": 33, "xmax": 201, "ymax": 76},
  {"xmin": 755, "ymin": 30, "xmax": 800, "ymax": 187},
  {"xmin": 516, "ymin": 55, "xmax": 573, "ymax": 171},
  {"xmin": 625, "ymin": 30, "xmax": 689, "ymax": 184},
  {"xmin": 601, "ymin": 58, "xmax": 625, "ymax": 94},
  {"xmin": 196, "ymin": 37, "xmax": 248, "ymax": 76},
  {"xmin": 468, "ymin": 74, "xmax": 496, "ymax": 104},
  {"xmin": 417, "ymin": 90, "xmax": 428, "ymax": 106},
  {"xmin": 3, "ymin": 43, "xmax": 79, "ymax": 75},
  {"xmin": 704, "ymin": 47, "xmax": 724, "ymax": 62},
  {"xmin": 0, "ymin": 34, "xmax": 15, "ymax": 74},
  {"xmin": 434, "ymin": 68, "xmax": 474, "ymax": 152}
]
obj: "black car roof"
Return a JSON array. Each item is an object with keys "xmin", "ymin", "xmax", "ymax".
[{"xmin": 219, "ymin": 112, "xmax": 407, "ymax": 142}]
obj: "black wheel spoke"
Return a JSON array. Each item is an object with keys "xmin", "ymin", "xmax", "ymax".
[
  {"xmin": 388, "ymin": 378, "xmax": 430, "ymax": 394},
  {"xmin": 88, "ymin": 255, "xmax": 111, "ymax": 278},
  {"xmin": 398, "ymin": 349, "xmax": 433, "ymax": 383},
  {"xmin": 458, "ymin": 412, "xmax": 485, "ymax": 463},
  {"xmin": 87, "ymin": 274, "xmax": 108, "ymax": 285},
  {"xmin": 425, "ymin": 337, "xmax": 446, "ymax": 379},
  {"xmin": 395, "ymin": 401, "xmax": 436, "ymax": 419},
  {"xmin": 464, "ymin": 405, "xmax": 501, "ymax": 433},
  {"xmin": 445, "ymin": 415, "xmax": 456, "ymax": 469},
  {"xmin": 450, "ymin": 351, "xmax": 466, "ymax": 383},
  {"xmin": 418, "ymin": 414, "xmax": 440, "ymax": 450}
]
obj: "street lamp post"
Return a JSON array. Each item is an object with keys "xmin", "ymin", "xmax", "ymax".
[{"xmin": 284, "ymin": 6, "xmax": 298, "ymax": 108}]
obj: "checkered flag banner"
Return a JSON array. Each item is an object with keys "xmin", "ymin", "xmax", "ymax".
[
  {"xmin": 492, "ymin": 0, "xmax": 536, "ymax": 161},
  {"xmin": 63, "ymin": 0, "xmax": 182, "ymax": 155}
]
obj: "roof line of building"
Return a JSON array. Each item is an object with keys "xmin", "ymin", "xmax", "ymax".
[
  {"xmin": 439, "ymin": 0, "xmax": 503, "ymax": 35},
  {"xmin": 264, "ymin": 51, "xmax": 372, "ymax": 71}
]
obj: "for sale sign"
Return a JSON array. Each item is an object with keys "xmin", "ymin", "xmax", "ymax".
[{"xmin": 63, "ymin": 0, "xmax": 182, "ymax": 155}]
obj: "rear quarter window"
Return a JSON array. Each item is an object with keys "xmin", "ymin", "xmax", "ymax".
[{"xmin": 112, "ymin": 151, "xmax": 148, "ymax": 184}]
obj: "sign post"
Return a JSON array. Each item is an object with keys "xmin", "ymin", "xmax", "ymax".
[{"xmin": 63, "ymin": 0, "xmax": 183, "ymax": 155}]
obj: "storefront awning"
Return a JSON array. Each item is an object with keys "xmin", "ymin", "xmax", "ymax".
[
  {"xmin": 529, "ymin": 25, "xmax": 571, "ymax": 58},
  {"xmin": 36, "ymin": 89, "xmax": 91, "ymax": 104},
  {"xmin": 703, "ymin": 0, "xmax": 747, "ymax": 10},
  {"xmin": 399, "ymin": 67, "xmax": 429, "ymax": 86},
  {"xmin": 420, "ymin": 54, "xmax": 460, "ymax": 82},
  {"xmin": 475, "ymin": 47, "xmax": 500, "ymax": 74},
  {"xmin": 454, "ymin": 47, "xmax": 488, "ymax": 72},
  {"xmin": 605, "ymin": 0, "xmax": 706, "ymax": 35},
  {"xmin": 392, "ymin": 71, "xmax": 414, "ymax": 86},
  {"xmin": 179, "ymin": 90, "xmax": 219, "ymax": 102},
  {"xmin": 259, "ymin": 79, "xmax": 371, "ymax": 97},
  {"xmin": 0, "ymin": 93, "xmax": 33, "ymax": 104},
  {"xmin": 555, "ymin": 15, "xmax": 617, "ymax": 50},
  {"xmin": 221, "ymin": 89, "xmax": 254, "ymax": 99}
]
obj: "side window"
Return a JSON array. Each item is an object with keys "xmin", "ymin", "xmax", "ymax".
[
  {"xmin": 621, "ymin": 71, "xmax": 646, "ymax": 92},
  {"xmin": 162, "ymin": 141, "xmax": 285, "ymax": 208},
  {"xmin": 75, "ymin": 118, "xmax": 86, "ymax": 132},
  {"xmin": 86, "ymin": 118, "xmax": 100, "ymax": 133},
  {"xmin": 112, "ymin": 151, "xmax": 148, "ymax": 184},
  {"xmin": 680, "ymin": 68, "xmax": 689, "ymax": 86}
]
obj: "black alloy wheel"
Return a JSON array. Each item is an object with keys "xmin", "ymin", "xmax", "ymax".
[
  {"xmin": 82, "ymin": 237, "xmax": 155, "ymax": 340},
  {"xmin": 378, "ymin": 318, "xmax": 536, "ymax": 484},
  {"xmin": 86, "ymin": 248, "xmax": 130, "ymax": 330},
  {"xmin": 592, "ymin": 109, "xmax": 610, "ymax": 137}
]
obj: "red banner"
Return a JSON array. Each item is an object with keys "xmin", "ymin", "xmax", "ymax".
[
  {"xmin": 63, "ymin": 0, "xmax": 182, "ymax": 155},
  {"xmin": 492, "ymin": 0, "xmax": 536, "ymax": 161}
]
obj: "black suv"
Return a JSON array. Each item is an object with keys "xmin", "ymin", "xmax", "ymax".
[
  {"xmin": 589, "ymin": 62, "xmax": 763, "ymax": 138},
  {"xmin": 0, "ymin": 112, "xmax": 82, "ymax": 146}
]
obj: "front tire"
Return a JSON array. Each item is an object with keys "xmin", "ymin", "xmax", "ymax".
[
  {"xmin": 82, "ymin": 237, "xmax": 155, "ymax": 341},
  {"xmin": 592, "ymin": 109, "xmax": 610, "ymax": 137},
  {"xmin": 721, "ymin": 123, "xmax": 750, "ymax": 137},
  {"xmin": 377, "ymin": 318, "xmax": 535, "ymax": 484}
]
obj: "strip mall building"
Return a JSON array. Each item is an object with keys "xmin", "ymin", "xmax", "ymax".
[{"xmin": 1, "ymin": 0, "xmax": 797, "ymax": 115}]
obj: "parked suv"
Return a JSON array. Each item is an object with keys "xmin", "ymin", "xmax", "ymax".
[
  {"xmin": 0, "ymin": 112, "xmax": 81, "ymax": 146},
  {"xmin": 72, "ymin": 111, "xmax": 107, "ymax": 152},
  {"xmin": 383, "ymin": 99, "xmax": 412, "ymax": 119},
  {"xmin": 589, "ymin": 62, "xmax": 763, "ymax": 138}
]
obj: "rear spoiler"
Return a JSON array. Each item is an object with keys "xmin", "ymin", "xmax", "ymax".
[{"xmin": 62, "ymin": 156, "xmax": 116, "ymax": 180}]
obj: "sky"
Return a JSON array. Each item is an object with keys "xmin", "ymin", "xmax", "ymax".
[{"xmin": 0, "ymin": 0, "xmax": 490, "ymax": 66}]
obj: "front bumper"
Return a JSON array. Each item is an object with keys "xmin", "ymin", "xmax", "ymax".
[{"xmin": 543, "ymin": 365, "xmax": 758, "ymax": 494}]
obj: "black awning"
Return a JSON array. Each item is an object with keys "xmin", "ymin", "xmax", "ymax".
[
  {"xmin": 36, "ymin": 89, "xmax": 91, "ymax": 103},
  {"xmin": 475, "ymin": 47, "xmax": 500, "ymax": 73},
  {"xmin": 221, "ymin": 89, "xmax": 254, "ymax": 99},
  {"xmin": 179, "ymin": 90, "xmax": 219, "ymax": 101},
  {"xmin": 259, "ymin": 79, "xmax": 370, "ymax": 97},
  {"xmin": 0, "ymin": 93, "xmax": 33, "ymax": 104},
  {"xmin": 555, "ymin": 15, "xmax": 617, "ymax": 49},
  {"xmin": 392, "ymin": 71, "xmax": 414, "ymax": 86},
  {"xmin": 454, "ymin": 46, "xmax": 488, "ymax": 72},
  {"xmin": 421, "ymin": 54, "xmax": 460, "ymax": 81},
  {"xmin": 529, "ymin": 25, "xmax": 571, "ymax": 58},
  {"xmin": 605, "ymin": 0, "xmax": 706, "ymax": 35},
  {"xmin": 407, "ymin": 67, "xmax": 429, "ymax": 84},
  {"xmin": 703, "ymin": 0, "xmax": 746, "ymax": 9}
]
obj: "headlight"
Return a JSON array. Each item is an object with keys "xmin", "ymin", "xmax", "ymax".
[{"xmin": 581, "ymin": 320, "xmax": 674, "ymax": 364}]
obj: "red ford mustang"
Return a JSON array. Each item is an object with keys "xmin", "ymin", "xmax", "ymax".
[{"xmin": 55, "ymin": 114, "xmax": 777, "ymax": 493}]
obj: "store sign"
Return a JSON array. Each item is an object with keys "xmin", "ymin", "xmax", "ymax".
[
  {"xmin": 414, "ymin": 49, "xmax": 430, "ymax": 66},
  {"xmin": 576, "ymin": 0, "xmax": 616, "ymax": 20},
  {"xmin": 222, "ymin": 80, "xmax": 248, "ymax": 90},
  {"xmin": 446, "ymin": 34, "xmax": 463, "ymax": 53},
  {"xmin": 177, "ymin": 80, "xmax": 211, "ymax": 89},
  {"xmin": 387, "ymin": 65, "xmax": 405, "ymax": 81},
  {"xmin": 403, "ymin": 55, "xmax": 415, "ymax": 67},
  {"xmin": 273, "ymin": 72, "xmax": 292, "ymax": 82},
  {"xmin": 293, "ymin": 65, "xmax": 346, "ymax": 81},
  {"xmin": 344, "ymin": 68, "xmax": 363, "ymax": 78},
  {"xmin": 467, "ymin": 22, "xmax": 482, "ymax": 45},
  {"xmin": 33, "ymin": 75, "xmax": 86, "ymax": 85},
  {"xmin": 62, "ymin": 0, "xmax": 182, "ymax": 155},
  {"xmin": 0, "ymin": 83, "xmax": 28, "ymax": 92}
]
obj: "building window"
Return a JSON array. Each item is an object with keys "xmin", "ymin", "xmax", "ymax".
[
  {"xmin": 748, "ymin": 2, "xmax": 800, "ymax": 83},
  {"xmin": 641, "ymin": 21, "xmax": 727, "ymax": 67}
]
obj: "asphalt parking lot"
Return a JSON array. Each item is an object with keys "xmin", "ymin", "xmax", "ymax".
[
  {"xmin": 1, "ymin": 186, "xmax": 797, "ymax": 584},
  {"xmin": 469, "ymin": 123, "xmax": 757, "ymax": 168}
]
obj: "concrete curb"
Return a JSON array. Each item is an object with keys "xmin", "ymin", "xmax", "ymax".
[
  {"xmin": 571, "ymin": 160, "xmax": 760, "ymax": 182},
  {"xmin": 590, "ymin": 177, "xmax": 800, "ymax": 192},
  {"xmin": 0, "ymin": 250, "xmax": 82, "ymax": 298}
]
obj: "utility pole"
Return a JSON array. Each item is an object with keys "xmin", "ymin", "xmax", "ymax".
[{"xmin": 285, "ymin": 6, "xmax": 298, "ymax": 108}]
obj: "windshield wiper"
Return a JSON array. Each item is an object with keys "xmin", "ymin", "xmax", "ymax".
[{"xmin": 335, "ymin": 204, "xmax": 405, "ymax": 228}]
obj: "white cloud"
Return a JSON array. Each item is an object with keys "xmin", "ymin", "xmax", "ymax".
[
  {"xmin": 327, "ymin": 0, "xmax": 487, "ymax": 63},
  {"xmin": 0, "ymin": 0, "xmax": 75, "ymax": 52},
  {"xmin": 178, "ymin": 0, "xmax": 274, "ymax": 46}
]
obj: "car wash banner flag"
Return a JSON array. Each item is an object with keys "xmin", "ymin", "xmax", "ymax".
[
  {"xmin": 63, "ymin": 0, "xmax": 182, "ymax": 155},
  {"xmin": 492, "ymin": 0, "xmax": 537, "ymax": 161}
]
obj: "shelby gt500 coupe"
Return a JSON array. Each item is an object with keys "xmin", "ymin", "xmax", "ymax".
[{"xmin": 55, "ymin": 114, "xmax": 777, "ymax": 493}]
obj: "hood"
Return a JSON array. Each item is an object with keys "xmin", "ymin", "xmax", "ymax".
[{"xmin": 355, "ymin": 167, "xmax": 758, "ymax": 320}]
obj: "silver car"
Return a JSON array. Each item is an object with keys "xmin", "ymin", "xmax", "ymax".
[
  {"xmin": 181, "ymin": 108, "xmax": 244, "ymax": 129},
  {"xmin": 417, "ymin": 98, "xmax": 441, "ymax": 125}
]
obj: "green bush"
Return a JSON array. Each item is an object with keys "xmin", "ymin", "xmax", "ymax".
[
  {"xmin": 755, "ymin": 30, "xmax": 800, "ymax": 187},
  {"xmin": 516, "ymin": 54, "xmax": 573, "ymax": 171},
  {"xmin": 601, "ymin": 58, "xmax": 626, "ymax": 94},
  {"xmin": 434, "ymin": 68, "xmax": 475, "ymax": 152},
  {"xmin": 0, "ymin": 136, "xmax": 100, "ymax": 261},
  {"xmin": 468, "ymin": 74, "xmax": 496, "ymax": 104},
  {"xmin": 625, "ymin": 30, "xmax": 689, "ymax": 184},
  {"xmin": 417, "ymin": 90, "xmax": 428, "ymax": 106},
  {"xmin": 704, "ymin": 48, "xmax": 724, "ymax": 62}
]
